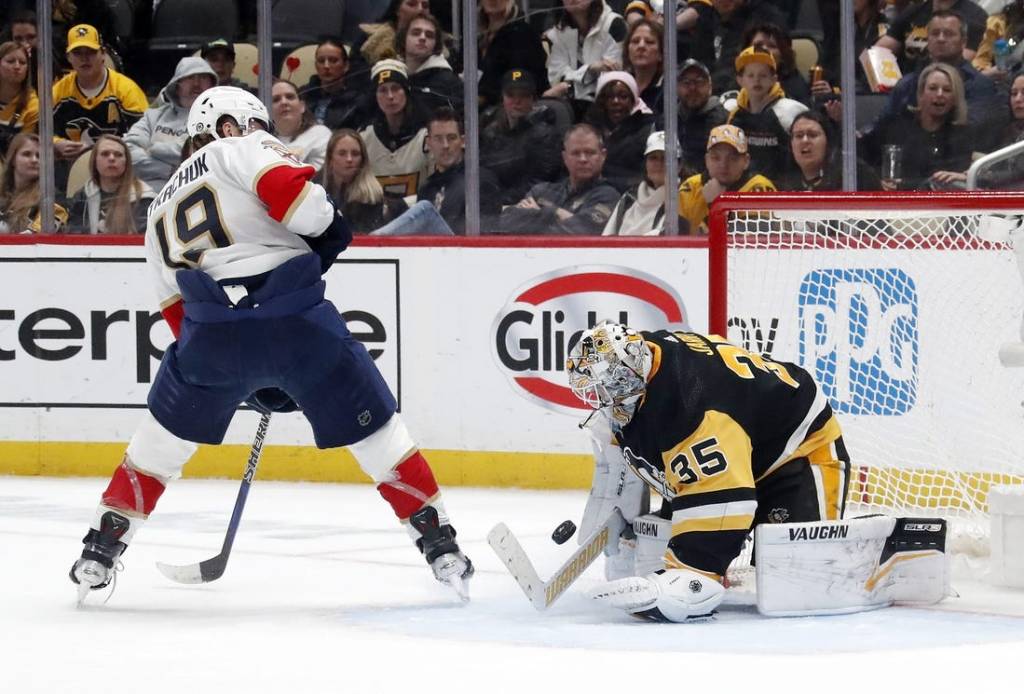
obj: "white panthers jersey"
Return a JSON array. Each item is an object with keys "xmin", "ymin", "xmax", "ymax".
[{"xmin": 143, "ymin": 131, "xmax": 335, "ymax": 309}]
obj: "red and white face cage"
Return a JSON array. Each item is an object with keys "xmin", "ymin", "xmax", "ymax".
[{"xmin": 566, "ymin": 322, "xmax": 652, "ymax": 410}]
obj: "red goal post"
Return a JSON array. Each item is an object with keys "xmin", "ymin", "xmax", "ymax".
[{"xmin": 708, "ymin": 191, "xmax": 1024, "ymax": 546}]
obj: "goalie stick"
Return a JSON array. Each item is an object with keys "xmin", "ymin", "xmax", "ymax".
[
  {"xmin": 156, "ymin": 412, "xmax": 271, "ymax": 584},
  {"xmin": 487, "ymin": 510, "xmax": 625, "ymax": 610}
]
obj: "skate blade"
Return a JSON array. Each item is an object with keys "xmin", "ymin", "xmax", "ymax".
[
  {"xmin": 75, "ymin": 582, "xmax": 91, "ymax": 608},
  {"xmin": 448, "ymin": 574, "xmax": 470, "ymax": 603}
]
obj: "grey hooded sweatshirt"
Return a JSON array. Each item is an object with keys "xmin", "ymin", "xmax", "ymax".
[{"xmin": 125, "ymin": 57, "xmax": 217, "ymax": 191}]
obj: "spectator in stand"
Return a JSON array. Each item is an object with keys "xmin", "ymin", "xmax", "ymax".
[
  {"xmin": 667, "ymin": 58, "xmax": 728, "ymax": 175},
  {"xmin": 272, "ymin": 79, "xmax": 332, "ymax": 171},
  {"xmin": 861, "ymin": 63, "xmax": 974, "ymax": 190},
  {"xmin": 65, "ymin": 134, "xmax": 154, "ymax": 234},
  {"xmin": 623, "ymin": 18, "xmax": 664, "ymax": 112},
  {"xmin": 585, "ymin": 71, "xmax": 655, "ymax": 192},
  {"xmin": 0, "ymin": 41, "xmax": 37, "ymax": 160},
  {"xmin": 973, "ymin": 1, "xmax": 1024, "ymax": 81},
  {"xmin": 200, "ymin": 40, "xmax": 252, "ymax": 92},
  {"xmin": 478, "ymin": 0, "xmax": 550, "ymax": 109},
  {"xmin": 0, "ymin": 133, "xmax": 67, "ymax": 234},
  {"xmin": 874, "ymin": 0, "xmax": 988, "ymax": 74},
  {"xmin": 726, "ymin": 46, "xmax": 807, "ymax": 182},
  {"xmin": 6, "ymin": 11, "xmax": 38, "ymax": 57},
  {"xmin": 976, "ymin": 69, "xmax": 1024, "ymax": 188},
  {"xmin": 480, "ymin": 69, "xmax": 563, "ymax": 205},
  {"xmin": 52, "ymin": 24, "xmax": 147, "ymax": 186},
  {"xmin": 399, "ymin": 13, "xmax": 464, "ymax": 116},
  {"xmin": 124, "ymin": 57, "xmax": 217, "ymax": 192},
  {"xmin": 359, "ymin": 59, "xmax": 431, "ymax": 198},
  {"xmin": 869, "ymin": 12, "xmax": 1006, "ymax": 137},
  {"xmin": 603, "ymin": 130, "xmax": 679, "ymax": 235},
  {"xmin": 544, "ymin": 1, "xmax": 628, "ymax": 115},
  {"xmin": 320, "ymin": 129, "xmax": 409, "ymax": 232},
  {"xmin": 300, "ymin": 38, "xmax": 371, "ymax": 132},
  {"xmin": 678, "ymin": 124, "xmax": 775, "ymax": 235},
  {"xmin": 496, "ymin": 123, "xmax": 620, "ymax": 235},
  {"xmin": 742, "ymin": 22, "xmax": 811, "ymax": 107},
  {"xmin": 688, "ymin": 0, "xmax": 789, "ymax": 95},
  {"xmin": 49, "ymin": 0, "xmax": 124, "ymax": 70},
  {"xmin": 778, "ymin": 110, "xmax": 882, "ymax": 191},
  {"xmin": 623, "ymin": 0, "xmax": 702, "ymax": 61},
  {"xmin": 823, "ymin": 0, "xmax": 890, "ymax": 93},
  {"xmin": 418, "ymin": 108, "xmax": 501, "ymax": 235},
  {"xmin": 355, "ymin": 0, "xmax": 430, "ymax": 69}
]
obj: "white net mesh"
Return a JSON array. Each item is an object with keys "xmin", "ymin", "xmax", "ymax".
[{"xmin": 720, "ymin": 197, "xmax": 1024, "ymax": 556}]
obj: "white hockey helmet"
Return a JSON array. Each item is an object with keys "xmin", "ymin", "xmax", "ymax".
[
  {"xmin": 187, "ymin": 85, "xmax": 271, "ymax": 139},
  {"xmin": 567, "ymin": 322, "xmax": 652, "ymax": 410}
]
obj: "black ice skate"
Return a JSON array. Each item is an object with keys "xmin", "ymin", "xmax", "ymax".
[
  {"xmin": 70, "ymin": 511, "xmax": 131, "ymax": 605},
  {"xmin": 410, "ymin": 506, "xmax": 474, "ymax": 602}
]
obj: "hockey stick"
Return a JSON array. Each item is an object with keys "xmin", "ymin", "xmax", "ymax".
[
  {"xmin": 156, "ymin": 412, "xmax": 271, "ymax": 584},
  {"xmin": 487, "ymin": 509, "xmax": 625, "ymax": 610}
]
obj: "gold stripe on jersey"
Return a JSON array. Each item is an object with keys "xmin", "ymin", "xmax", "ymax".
[
  {"xmin": 760, "ymin": 414, "xmax": 843, "ymax": 486},
  {"xmin": 376, "ymin": 173, "xmax": 421, "ymax": 197},
  {"xmin": 645, "ymin": 340, "xmax": 663, "ymax": 381},
  {"xmin": 663, "ymin": 410, "xmax": 754, "ymax": 497},
  {"xmin": 281, "ymin": 182, "xmax": 311, "ymax": 227},
  {"xmin": 808, "ymin": 438, "xmax": 846, "ymax": 520},
  {"xmin": 672, "ymin": 513, "xmax": 754, "ymax": 536}
]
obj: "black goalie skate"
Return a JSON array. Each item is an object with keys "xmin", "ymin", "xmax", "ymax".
[{"xmin": 410, "ymin": 506, "xmax": 474, "ymax": 602}]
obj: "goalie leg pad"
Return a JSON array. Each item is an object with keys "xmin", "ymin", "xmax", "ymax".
[
  {"xmin": 589, "ymin": 568, "xmax": 725, "ymax": 623},
  {"xmin": 755, "ymin": 516, "xmax": 950, "ymax": 617},
  {"xmin": 633, "ymin": 513, "xmax": 671, "ymax": 577}
]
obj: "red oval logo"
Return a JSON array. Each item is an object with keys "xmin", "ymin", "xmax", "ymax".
[{"xmin": 492, "ymin": 266, "xmax": 689, "ymax": 412}]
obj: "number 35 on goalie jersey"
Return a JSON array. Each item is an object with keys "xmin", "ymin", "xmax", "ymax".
[{"xmin": 616, "ymin": 330, "xmax": 841, "ymax": 578}]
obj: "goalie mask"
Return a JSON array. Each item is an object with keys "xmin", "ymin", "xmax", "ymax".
[
  {"xmin": 567, "ymin": 323, "xmax": 652, "ymax": 413},
  {"xmin": 187, "ymin": 86, "xmax": 271, "ymax": 139}
]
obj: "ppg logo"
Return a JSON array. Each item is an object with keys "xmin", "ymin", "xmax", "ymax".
[{"xmin": 798, "ymin": 269, "xmax": 918, "ymax": 415}]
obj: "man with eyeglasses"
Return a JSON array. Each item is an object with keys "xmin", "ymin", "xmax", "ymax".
[{"xmin": 668, "ymin": 59, "xmax": 727, "ymax": 174}]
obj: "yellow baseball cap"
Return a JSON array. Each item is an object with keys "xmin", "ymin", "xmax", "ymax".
[
  {"xmin": 67, "ymin": 24, "xmax": 101, "ymax": 53},
  {"xmin": 706, "ymin": 124, "xmax": 748, "ymax": 154},
  {"xmin": 735, "ymin": 46, "xmax": 776, "ymax": 74}
]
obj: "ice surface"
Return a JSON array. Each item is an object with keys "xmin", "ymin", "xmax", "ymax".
[{"xmin": 2, "ymin": 476, "xmax": 1022, "ymax": 693}]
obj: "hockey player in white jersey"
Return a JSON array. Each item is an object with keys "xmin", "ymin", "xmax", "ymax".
[{"xmin": 69, "ymin": 86, "xmax": 473, "ymax": 602}]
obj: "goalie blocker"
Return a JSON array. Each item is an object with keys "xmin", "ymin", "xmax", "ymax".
[{"xmin": 756, "ymin": 516, "xmax": 950, "ymax": 616}]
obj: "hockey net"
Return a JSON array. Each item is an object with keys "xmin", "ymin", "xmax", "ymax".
[{"xmin": 709, "ymin": 192, "xmax": 1024, "ymax": 559}]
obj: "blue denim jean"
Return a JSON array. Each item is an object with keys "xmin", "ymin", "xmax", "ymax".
[{"xmin": 368, "ymin": 200, "xmax": 455, "ymax": 236}]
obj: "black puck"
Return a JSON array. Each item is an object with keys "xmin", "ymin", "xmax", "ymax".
[{"xmin": 551, "ymin": 519, "xmax": 577, "ymax": 545}]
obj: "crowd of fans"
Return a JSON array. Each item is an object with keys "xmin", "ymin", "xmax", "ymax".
[{"xmin": 2, "ymin": 0, "xmax": 1024, "ymax": 236}]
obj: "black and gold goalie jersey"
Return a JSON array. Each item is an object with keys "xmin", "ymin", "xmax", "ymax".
[
  {"xmin": 52, "ymin": 69, "xmax": 148, "ymax": 142},
  {"xmin": 616, "ymin": 330, "xmax": 841, "ymax": 579}
]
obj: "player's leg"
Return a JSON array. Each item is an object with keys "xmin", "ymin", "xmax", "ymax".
[
  {"xmin": 71, "ymin": 340, "xmax": 244, "ymax": 593},
  {"xmin": 754, "ymin": 435, "xmax": 851, "ymax": 527},
  {"xmin": 284, "ymin": 307, "xmax": 473, "ymax": 593}
]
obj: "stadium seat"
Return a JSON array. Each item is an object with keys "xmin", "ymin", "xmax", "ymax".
[
  {"xmin": 272, "ymin": 0, "xmax": 346, "ymax": 49},
  {"xmin": 66, "ymin": 152, "xmax": 92, "ymax": 198},
  {"xmin": 791, "ymin": 35, "xmax": 820, "ymax": 78},
  {"xmin": 855, "ymin": 92, "xmax": 889, "ymax": 131},
  {"xmin": 104, "ymin": 0, "xmax": 134, "ymax": 39},
  {"xmin": 149, "ymin": 0, "xmax": 241, "ymax": 51},
  {"xmin": 280, "ymin": 44, "xmax": 318, "ymax": 89}
]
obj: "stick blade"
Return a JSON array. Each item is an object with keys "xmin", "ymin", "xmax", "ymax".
[
  {"xmin": 487, "ymin": 523, "xmax": 547, "ymax": 610},
  {"xmin": 155, "ymin": 555, "xmax": 228, "ymax": 585}
]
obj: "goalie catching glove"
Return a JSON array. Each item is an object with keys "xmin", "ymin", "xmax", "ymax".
[{"xmin": 589, "ymin": 568, "xmax": 725, "ymax": 622}]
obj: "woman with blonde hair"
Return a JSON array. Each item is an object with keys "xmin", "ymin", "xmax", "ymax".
[
  {"xmin": 862, "ymin": 63, "xmax": 974, "ymax": 190},
  {"xmin": 65, "ymin": 134, "xmax": 154, "ymax": 234},
  {"xmin": 0, "ymin": 133, "xmax": 67, "ymax": 233},
  {"xmin": 0, "ymin": 41, "xmax": 39, "ymax": 160},
  {"xmin": 321, "ymin": 129, "xmax": 408, "ymax": 233}
]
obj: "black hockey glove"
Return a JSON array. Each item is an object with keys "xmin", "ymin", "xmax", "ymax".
[
  {"xmin": 245, "ymin": 388, "xmax": 300, "ymax": 414},
  {"xmin": 304, "ymin": 196, "xmax": 353, "ymax": 274}
]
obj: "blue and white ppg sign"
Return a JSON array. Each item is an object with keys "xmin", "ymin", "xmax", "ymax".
[{"xmin": 798, "ymin": 269, "xmax": 919, "ymax": 415}]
